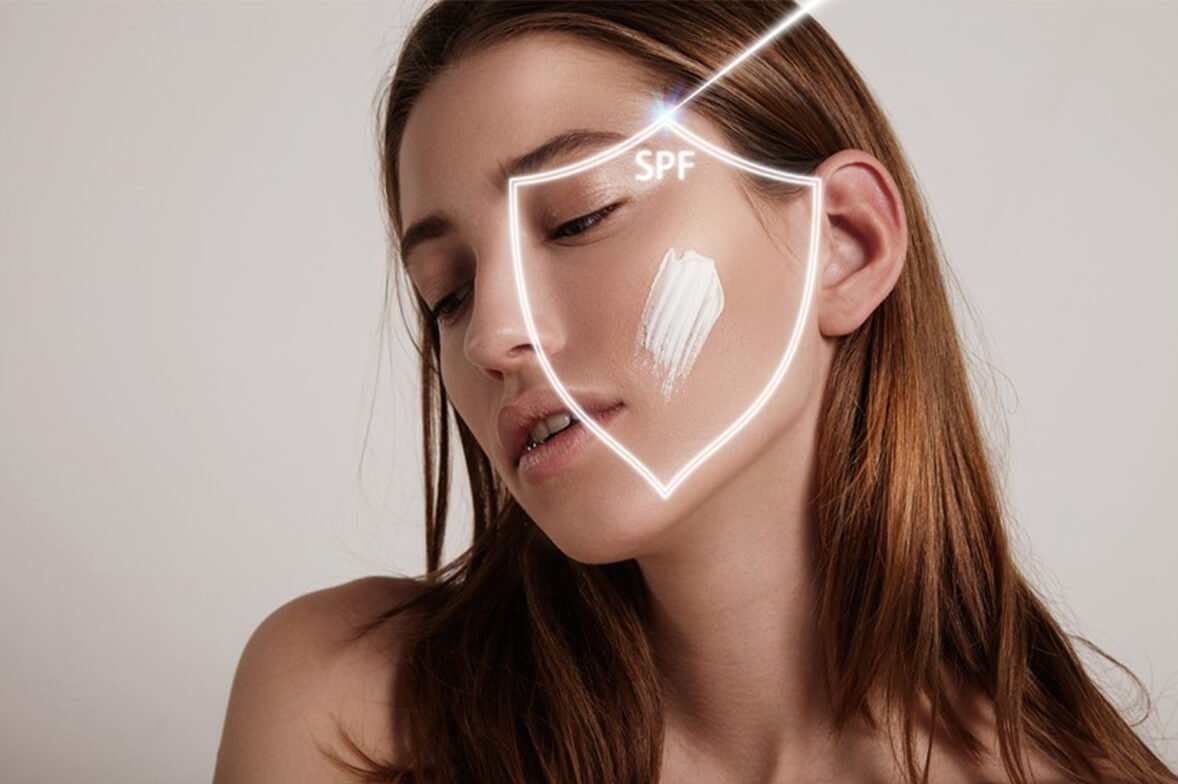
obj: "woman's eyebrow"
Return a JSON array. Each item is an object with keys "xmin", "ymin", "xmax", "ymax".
[
  {"xmin": 400, "ymin": 128, "xmax": 627, "ymax": 267},
  {"xmin": 400, "ymin": 214, "xmax": 452, "ymax": 270},
  {"xmin": 494, "ymin": 127, "xmax": 630, "ymax": 186}
]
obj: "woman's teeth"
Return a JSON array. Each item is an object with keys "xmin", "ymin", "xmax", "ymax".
[{"xmin": 526, "ymin": 411, "xmax": 578, "ymax": 451}]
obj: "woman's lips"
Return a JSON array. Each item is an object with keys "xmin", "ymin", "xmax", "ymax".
[
  {"xmin": 516, "ymin": 399, "xmax": 623, "ymax": 465},
  {"xmin": 517, "ymin": 403, "xmax": 624, "ymax": 484},
  {"xmin": 498, "ymin": 386, "xmax": 623, "ymax": 466}
]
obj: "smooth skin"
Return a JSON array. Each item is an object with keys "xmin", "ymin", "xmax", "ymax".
[{"xmin": 214, "ymin": 33, "xmax": 1083, "ymax": 784}]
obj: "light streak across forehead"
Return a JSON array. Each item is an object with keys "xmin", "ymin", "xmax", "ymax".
[{"xmin": 509, "ymin": 0, "xmax": 832, "ymax": 183}]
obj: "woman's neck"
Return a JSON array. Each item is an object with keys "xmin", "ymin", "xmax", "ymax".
[{"xmin": 635, "ymin": 386, "xmax": 851, "ymax": 779}]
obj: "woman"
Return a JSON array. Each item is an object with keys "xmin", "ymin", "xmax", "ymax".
[{"xmin": 213, "ymin": 2, "xmax": 1177, "ymax": 782}]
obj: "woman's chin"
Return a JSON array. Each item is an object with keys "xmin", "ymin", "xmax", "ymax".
[
  {"xmin": 543, "ymin": 524, "xmax": 658, "ymax": 566},
  {"xmin": 528, "ymin": 486, "xmax": 692, "ymax": 566}
]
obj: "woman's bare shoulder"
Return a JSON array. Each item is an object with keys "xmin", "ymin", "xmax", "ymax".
[
  {"xmin": 920, "ymin": 678, "xmax": 1135, "ymax": 784},
  {"xmin": 213, "ymin": 575, "xmax": 426, "ymax": 784},
  {"xmin": 850, "ymin": 669, "xmax": 1114, "ymax": 784}
]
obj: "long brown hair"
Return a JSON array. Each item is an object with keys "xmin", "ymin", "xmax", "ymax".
[{"xmin": 324, "ymin": 2, "xmax": 1177, "ymax": 782}]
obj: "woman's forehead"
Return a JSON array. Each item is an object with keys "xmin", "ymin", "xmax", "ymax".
[{"xmin": 397, "ymin": 33, "xmax": 659, "ymax": 220}]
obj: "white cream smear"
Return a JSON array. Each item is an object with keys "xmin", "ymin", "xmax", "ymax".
[{"xmin": 637, "ymin": 247, "xmax": 725, "ymax": 399}]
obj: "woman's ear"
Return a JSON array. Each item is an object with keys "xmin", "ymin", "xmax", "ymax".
[{"xmin": 812, "ymin": 149, "xmax": 908, "ymax": 337}]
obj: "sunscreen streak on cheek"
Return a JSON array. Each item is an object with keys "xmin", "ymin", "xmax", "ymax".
[{"xmin": 637, "ymin": 248, "xmax": 725, "ymax": 400}]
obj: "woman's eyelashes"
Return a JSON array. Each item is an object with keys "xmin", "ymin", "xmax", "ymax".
[
  {"xmin": 427, "ymin": 201, "xmax": 624, "ymax": 327},
  {"xmin": 431, "ymin": 282, "xmax": 471, "ymax": 324},
  {"xmin": 547, "ymin": 200, "xmax": 623, "ymax": 241}
]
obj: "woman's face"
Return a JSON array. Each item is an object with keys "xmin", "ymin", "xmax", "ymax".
[{"xmin": 398, "ymin": 33, "xmax": 831, "ymax": 564}]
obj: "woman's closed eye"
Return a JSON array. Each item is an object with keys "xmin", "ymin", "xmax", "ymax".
[
  {"xmin": 428, "ymin": 281, "xmax": 472, "ymax": 326},
  {"xmin": 427, "ymin": 201, "xmax": 624, "ymax": 327},
  {"xmin": 547, "ymin": 200, "xmax": 623, "ymax": 241}
]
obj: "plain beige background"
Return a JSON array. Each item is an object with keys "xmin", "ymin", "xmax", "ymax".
[{"xmin": 2, "ymin": 1, "xmax": 1175, "ymax": 781}]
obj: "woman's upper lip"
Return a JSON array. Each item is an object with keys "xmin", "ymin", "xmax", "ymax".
[{"xmin": 497, "ymin": 388, "xmax": 622, "ymax": 466}]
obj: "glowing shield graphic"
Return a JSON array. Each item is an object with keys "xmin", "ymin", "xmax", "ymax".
[{"xmin": 507, "ymin": 115, "xmax": 822, "ymax": 500}]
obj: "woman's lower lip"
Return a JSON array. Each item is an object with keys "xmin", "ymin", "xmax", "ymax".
[{"xmin": 517, "ymin": 403, "xmax": 624, "ymax": 484}]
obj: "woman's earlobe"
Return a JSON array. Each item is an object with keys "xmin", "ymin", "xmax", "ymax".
[{"xmin": 812, "ymin": 149, "xmax": 908, "ymax": 337}]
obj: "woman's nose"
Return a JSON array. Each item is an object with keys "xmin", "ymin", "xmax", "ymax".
[{"xmin": 462, "ymin": 245, "xmax": 564, "ymax": 381}]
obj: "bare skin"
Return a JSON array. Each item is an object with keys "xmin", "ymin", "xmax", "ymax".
[{"xmin": 215, "ymin": 31, "xmax": 1095, "ymax": 784}]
